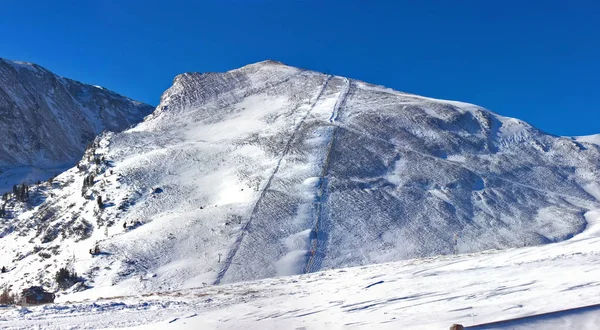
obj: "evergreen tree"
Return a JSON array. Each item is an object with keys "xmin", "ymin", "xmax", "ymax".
[
  {"xmin": 12, "ymin": 184, "xmax": 29, "ymax": 203},
  {"xmin": 55, "ymin": 267, "xmax": 79, "ymax": 289},
  {"xmin": 82, "ymin": 174, "xmax": 95, "ymax": 189}
]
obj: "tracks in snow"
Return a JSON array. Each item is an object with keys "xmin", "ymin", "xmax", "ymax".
[
  {"xmin": 305, "ymin": 77, "xmax": 352, "ymax": 274},
  {"xmin": 328, "ymin": 78, "xmax": 350, "ymax": 123},
  {"xmin": 214, "ymin": 75, "xmax": 333, "ymax": 285}
]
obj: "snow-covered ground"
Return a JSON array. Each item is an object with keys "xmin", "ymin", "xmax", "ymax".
[
  {"xmin": 3, "ymin": 209, "xmax": 600, "ymax": 329},
  {"xmin": 2, "ymin": 60, "xmax": 600, "ymax": 329}
]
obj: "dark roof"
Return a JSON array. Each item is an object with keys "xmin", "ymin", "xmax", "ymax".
[{"xmin": 21, "ymin": 286, "xmax": 51, "ymax": 295}]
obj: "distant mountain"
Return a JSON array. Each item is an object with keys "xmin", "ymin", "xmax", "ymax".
[
  {"xmin": 1, "ymin": 60, "xmax": 600, "ymax": 296},
  {"xmin": 0, "ymin": 58, "xmax": 154, "ymax": 191}
]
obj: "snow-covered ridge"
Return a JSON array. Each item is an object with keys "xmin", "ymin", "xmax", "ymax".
[
  {"xmin": 0, "ymin": 58, "xmax": 154, "ymax": 192},
  {"xmin": 576, "ymin": 134, "xmax": 600, "ymax": 146},
  {"xmin": 1, "ymin": 60, "xmax": 600, "ymax": 302},
  {"xmin": 155, "ymin": 60, "xmax": 301, "ymax": 118}
]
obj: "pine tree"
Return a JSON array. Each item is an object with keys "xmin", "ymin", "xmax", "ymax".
[
  {"xmin": 82, "ymin": 174, "xmax": 95, "ymax": 189},
  {"xmin": 55, "ymin": 267, "xmax": 79, "ymax": 289},
  {"xmin": 12, "ymin": 184, "xmax": 29, "ymax": 203}
]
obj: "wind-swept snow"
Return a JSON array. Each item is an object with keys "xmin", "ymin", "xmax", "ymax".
[
  {"xmin": 576, "ymin": 134, "xmax": 600, "ymax": 146},
  {"xmin": 4, "ymin": 209, "xmax": 600, "ymax": 329},
  {"xmin": 2, "ymin": 60, "xmax": 600, "ymax": 317}
]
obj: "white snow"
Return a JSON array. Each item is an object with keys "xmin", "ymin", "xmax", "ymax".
[
  {"xmin": 2, "ymin": 60, "xmax": 600, "ymax": 329},
  {"xmin": 576, "ymin": 134, "xmax": 600, "ymax": 146},
  {"xmin": 3, "ymin": 210, "xmax": 600, "ymax": 329}
]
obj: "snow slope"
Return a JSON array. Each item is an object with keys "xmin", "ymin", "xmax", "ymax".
[
  {"xmin": 3, "ymin": 209, "xmax": 600, "ymax": 329},
  {"xmin": 576, "ymin": 134, "xmax": 600, "ymax": 147},
  {"xmin": 1, "ymin": 60, "xmax": 600, "ymax": 303},
  {"xmin": 0, "ymin": 58, "xmax": 154, "ymax": 192}
]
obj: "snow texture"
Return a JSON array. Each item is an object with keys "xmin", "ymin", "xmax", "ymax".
[
  {"xmin": 1, "ymin": 60, "xmax": 600, "ymax": 329},
  {"xmin": 3, "ymin": 210, "xmax": 600, "ymax": 329}
]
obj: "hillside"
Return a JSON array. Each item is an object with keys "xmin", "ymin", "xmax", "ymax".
[
  {"xmin": 1, "ymin": 60, "xmax": 600, "ymax": 297},
  {"xmin": 4, "ymin": 210, "xmax": 600, "ymax": 329},
  {"xmin": 0, "ymin": 58, "xmax": 154, "ymax": 192}
]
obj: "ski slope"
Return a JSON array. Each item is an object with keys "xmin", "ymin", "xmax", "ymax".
[
  {"xmin": 2, "ymin": 60, "xmax": 600, "ymax": 314},
  {"xmin": 3, "ymin": 209, "xmax": 600, "ymax": 329}
]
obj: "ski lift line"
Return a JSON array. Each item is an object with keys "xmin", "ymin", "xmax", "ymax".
[
  {"xmin": 305, "ymin": 78, "xmax": 353, "ymax": 274},
  {"xmin": 328, "ymin": 77, "xmax": 351, "ymax": 123},
  {"xmin": 214, "ymin": 75, "xmax": 334, "ymax": 285}
]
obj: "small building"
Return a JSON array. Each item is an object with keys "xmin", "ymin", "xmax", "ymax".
[{"xmin": 20, "ymin": 286, "xmax": 55, "ymax": 305}]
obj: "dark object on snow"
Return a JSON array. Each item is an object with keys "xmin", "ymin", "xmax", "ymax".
[
  {"xmin": 365, "ymin": 280, "xmax": 384, "ymax": 289},
  {"xmin": 152, "ymin": 187, "xmax": 163, "ymax": 194},
  {"xmin": 20, "ymin": 286, "xmax": 55, "ymax": 305},
  {"xmin": 123, "ymin": 222, "xmax": 127, "ymax": 229},
  {"xmin": 1, "ymin": 266, "xmax": 6, "ymax": 273},
  {"xmin": 450, "ymin": 324, "xmax": 464, "ymax": 330},
  {"xmin": 55, "ymin": 267, "xmax": 80, "ymax": 289},
  {"xmin": 89, "ymin": 245, "xmax": 101, "ymax": 255}
]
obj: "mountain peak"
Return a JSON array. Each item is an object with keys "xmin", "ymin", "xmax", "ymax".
[
  {"xmin": 3, "ymin": 59, "xmax": 600, "ymax": 297},
  {"xmin": 1, "ymin": 57, "xmax": 41, "ymax": 73},
  {"xmin": 242, "ymin": 59, "xmax": 288, "ymax": 68}
]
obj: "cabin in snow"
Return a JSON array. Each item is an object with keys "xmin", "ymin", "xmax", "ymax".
[{"xmin": 20, "ymin": 286, "xmax": 55, "ymax": 305}]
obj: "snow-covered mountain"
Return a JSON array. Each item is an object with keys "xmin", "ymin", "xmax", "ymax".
[
  {"xmin": 7, "ymin": 214, "xmax": 600, "ymax": 329},
  {"xmin": 0, "ymin": 58, "xmax": 154, "ymax": 192},
  {"xmin": 1, "ymin": 60, "xmax": 600, "ymax": 298}
]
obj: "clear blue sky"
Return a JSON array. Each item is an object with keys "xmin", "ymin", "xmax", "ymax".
[{"xmin": 2, "ymin": 0, "xmax": 599, "ymax": 136}]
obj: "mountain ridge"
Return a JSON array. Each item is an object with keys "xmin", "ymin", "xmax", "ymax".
[
  {"xmin": 0, "ymin": 57, "xmax": 154, "ymax": 192},
  {"xmin": 1, "ymin": 61, "xmax": 600, "ymax": 296}
]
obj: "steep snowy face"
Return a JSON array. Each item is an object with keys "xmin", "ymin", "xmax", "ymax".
[
  {"xmin": 2, "ymin": 60, "xmax": 600, "ymax": 294},
  {"xmin": 0, "ymin": 58, "xmax": 154, "ymax": 190}
]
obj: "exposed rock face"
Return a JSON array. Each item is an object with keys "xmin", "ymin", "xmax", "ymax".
[{"xmin": 0, "ymin": 58, "xmax": 154, "ymax": 189}]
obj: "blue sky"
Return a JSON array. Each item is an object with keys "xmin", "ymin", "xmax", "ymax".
[{"xmin": 1, "ymin": 0, "xmax": 599, "ymax": 136}]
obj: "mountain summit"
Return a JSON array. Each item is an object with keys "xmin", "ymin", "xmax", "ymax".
[
  {"xmin": 1, "ymin": 61, "xmax": 600, "ymax": 295},
  {"xmin": 0, "ymin": 58, "xmax": 154, "ymax": 191}
]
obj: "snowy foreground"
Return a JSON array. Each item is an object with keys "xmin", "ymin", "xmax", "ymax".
[{"xmin": 3, "ymin": 211, "xmax": 600, "ymax": 329}]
